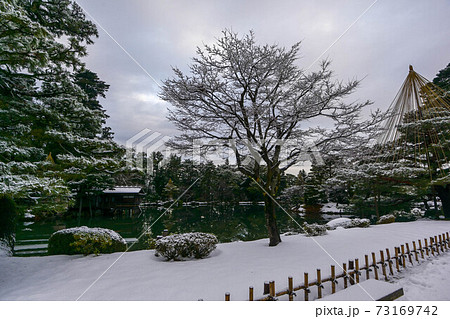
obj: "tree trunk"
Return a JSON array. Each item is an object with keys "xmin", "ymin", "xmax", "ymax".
[
  {"xmin": 78, "ymin": 196, "xmax": 83, "ymax": 219},
  {"xmin": 435, "ymin": 184, "xmax": 450, "ymax": 218},
  {"xmin": 264, "ymin": 195, "xmax": 282, "ymax": 246}
]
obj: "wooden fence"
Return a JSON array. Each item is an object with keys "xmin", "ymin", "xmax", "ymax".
[{"xmin": 223, "ymin": 231, "xmax": 450, "ymax": 301}]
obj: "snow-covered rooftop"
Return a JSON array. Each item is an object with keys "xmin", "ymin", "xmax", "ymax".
[{"xmin": 103, "ymin": 187, "xmax": 143, "ymax": 194}]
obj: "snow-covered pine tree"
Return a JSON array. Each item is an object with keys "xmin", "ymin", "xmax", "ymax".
[{"xmin": 0, "ymin": 0, "xmax": 123, "ymax": 217}]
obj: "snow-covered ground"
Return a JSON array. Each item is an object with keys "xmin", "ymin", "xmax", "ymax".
[
  {"xmin": 0, "ymin": 220, "xmax": 449, "ymax": 301},
  {"xmin": 395, "ymin": 252, "xmax": 450, "ymax": 301}
]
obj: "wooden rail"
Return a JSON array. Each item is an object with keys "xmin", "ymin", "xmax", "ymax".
[{"xmin": 223, "ymin": 231, "xmax": 450, "ymax": 301}]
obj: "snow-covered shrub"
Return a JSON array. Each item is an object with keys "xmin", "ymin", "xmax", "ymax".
[
  {"xmin": 393, "ymin": 209, "xmax": 420, "ymax": 222},
  {"xmin": 350, "ymin": 218, "xmax": 370, "ymax": 228},
  {"xmin": 326, "ymin": 218, "xmax": 370, "ymax": 230},
  {"xmin": 48, "ymin": 226, "xmax": 127, "ymax": 255},
  {"xmin": 326, "ymin": 218, "xmax": 352, "ymax": 229},
  {"xmin": 303, "ymin": 223, "xmax": 327, "ymax": 236},
  {"xmin": 0, "ymin": 238, "xmax": 13, "ymax": 257},
  {"xmin": 376, "ymin": 214, "xmax": 395, "ymax": 224},
  {"xmin": 155, "ymin": 232, "xmax": 218, "ymax": 260}
]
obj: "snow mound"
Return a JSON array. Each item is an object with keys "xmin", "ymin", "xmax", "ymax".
[
  {"xmin": 326, "ymin": 218, "xmax": 370, "ymax": 230},
  {"xmin": 326, "ymin": 218, "xmax": 352, "ymax": 228}
]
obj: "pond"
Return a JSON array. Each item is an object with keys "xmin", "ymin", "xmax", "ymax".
[{"xmin": 14, "ymin": 204, "xmax": 348, "ymax": 256}]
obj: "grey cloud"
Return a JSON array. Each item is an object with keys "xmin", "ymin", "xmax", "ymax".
[{"xmin": 76, "ymin": 0, "xmax": 450, "ymax": 145}]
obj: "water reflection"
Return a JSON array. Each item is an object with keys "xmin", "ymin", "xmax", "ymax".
[{"xmin": 14, "ymin": 204, "xmax": 331, "ymax": 256}]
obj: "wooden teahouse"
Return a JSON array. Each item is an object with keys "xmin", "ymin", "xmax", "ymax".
[{"xmin": 99, "ymin": 186, "xmax": 145, "ymax": 215}]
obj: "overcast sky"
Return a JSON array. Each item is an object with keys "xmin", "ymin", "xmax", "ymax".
[{"xmin": 76, "ymin": 0, "xmax": 450, "ymax": 145}]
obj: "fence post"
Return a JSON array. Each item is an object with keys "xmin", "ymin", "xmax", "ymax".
[
  {"xmin": 441, "ymin": 234, "xmax": 447, "ymax": 250},
  {"xmin": 430, "ymin": 237, "xmax": 435, "ymax": 256},
  {"xmin": 343, "ymin": 263, "xmax": 348, "ymax": 288},
  {"xmin": 371, "ymin": 252, "xmax": 379, "ymax": 280},
  {"xmin": 304, "ymin": 272, "xmax": 309, "ymax": 301},
  {"xmin": 425, "ymin": 238, "xmax": 430, "ymax": 257},
  {"xmin": 269, "ymin": 281, "xmax": 275, "ymax": 300},
  {"xmin": 317, "ymin": 269, "xmax": 323, "ymax": 299},
  {"xmin": 418, "ymin": 239, "xmax": 424, "ymax": 259},
  {"xmin": 434, "ymin": 236, "xmax": 441, "ymax": 255},
  {"xmin": 401, "ymin": 245, "xmax": 406, "ymax": 267},
  {"xmin": 434, "ymin": 236, "xmax": 440, "ymax": 255},
  {"xmin": 249, "ymin": 286, "xmax": 254, "ymax": 301},
  {"xmin": 412, "ymin": 241, "xmax": 419, "ymax": 262},
  {"xmin": 355, "ymin": 258, "xmax": 360, "ymax": 284},
  {"xmin": 405, "ymin": 243, "xmax": 413, "ymax": 265},
  {"xmin": 380, "ymin": 250, "xmax": 387, "ymax": 281},
  {"xmin": 331, "ymin": 265, "xmax": 336, "ymax": 294},
  {"xmin": 386, "ymin": 248, "xmax": 394, "ymax": 275},
  {"xmin": 288, "ymin": 277, "xmax": 294, "ymax": 301},
  {"xmin": 365, "ymin": 255, "xmax": 370, "ymax": 280},
  {"xmin": 348, "ymin": 260, "xmax": 355, "ymax": 285},
  {"xmin": 264, "ymin": 281, "xmax": 270, "ymax": 295},
  {"xmin": 439, "ymin": 235, "xmax": 444, "ymax": 252},
  {"xmin": 225, "ymin": 292, "xmax": 230, "ymax": 301},
  {"xmin": 395, "ymin": 247, "xmax": 400, "ymax": 272}
]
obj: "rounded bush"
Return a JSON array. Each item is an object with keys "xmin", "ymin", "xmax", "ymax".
[
  {"xmin": 394, "ymin": 208, "xmax": 424, "ymax": 222},
  {"xmin": 350, "ymin": 218, "xmax": 370, "ymax": 228},
  {"xmin": 376, "ymin": 214, "xmax": 395, "ymax": 225},
  {"xmin": 155, "ymin": 232, "xmax": 218, "ymax": 261},
  {"xmin": 303, "ymin": 223, "xmax": 327, "ymax": 236},
  {"xmin": 326, "ymin": 218, "xmax": 370, "ymax": 230},
  {"xmin": 48, "ymin": 226, "xmax": 127, "ymax": 255}
]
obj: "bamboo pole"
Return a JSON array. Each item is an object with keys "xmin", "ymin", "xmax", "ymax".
[
  {"xmin": 401, "ymin": 245, "xmax": 406, "ymax": 267},
  {"xmin": 225, "ymin": 292, "xmax": 230, "ymax": 301},
  {"xmin": 412, "ymin": 241, "xmax": 419, "ymax": 262},
  {"xmin": 348, "ymin": 260, "xmax": 355, "ymax": 285},
  {"xmin": 331, "ymin": 265, "xmax": 336, "ymax": 294},
  {"xmin": 395, "ymin": 247, "xmax": 400, "ymax": 272},
  {"xmin": 316, "ymin": 269, "xmax": 322, "ymax": 299},
  {"xmin": 355, "ymin": 259, "xmax": 360, "ymax": 284},
  {"xmin": 343, "ymin": 263, "xmax": 348, "ymax": 288},
  {"xmin": 365, "ymin": 255, "xmax": 370, "ymax": 280},
  {"xmin": 304, "ymin": 273, "xmax": 309, "ymax": 301},
  {"xmin": 288, "ymin": 277, "xmax": 294, "ymax": 301},
  {"xmin": 386, "ymin": 248, "xmax": 394, "ymax": 275},
  {"xmin": 406, "ymin": 243, "xmax": 413, "ymax": 265},
  {"xmin": 264, "ymin": 281, "xmax": 270, "ymax": 295},
  {"xmin": 434, "ymin": 236, "xmax": 440, "ymax": 255},
  {"xmin": 425, "ymin": 238, "xmax": 430, "ymax": 257},
  {"xmin": 418, "ymin": 239, "xmax": 424, "ymax": 259},
  {"xmin": 430, "ymin": 237, "xmax": 435, "ymax": 256},
  {"xmin": 269, "ymin": 281, "xmax": 275, "ymax": 300},
  {"xmin": 249, "ymin": 286, "xmax": 254, "ymax": 301},
  {"xmin": 372, "ymin": 252, "xmax": 379, "ymax": 280},
  {"xmin": 380, "ymin": 250, "xmax": 387, "ymax": 280}
]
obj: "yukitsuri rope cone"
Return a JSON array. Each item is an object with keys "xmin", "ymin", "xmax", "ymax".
[{"xmin": 373, "ymin": 65, "xmax": 450, "ymax": 182}]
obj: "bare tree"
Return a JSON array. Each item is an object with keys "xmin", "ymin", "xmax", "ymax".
[{"xmin": 160, "ymin": 30, "xmax": 382, "ymax": 246}]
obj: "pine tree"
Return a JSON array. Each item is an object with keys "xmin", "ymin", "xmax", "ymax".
[{"xmin": 0, "ymin": 0, "xmax": 121, "ymax": 217}]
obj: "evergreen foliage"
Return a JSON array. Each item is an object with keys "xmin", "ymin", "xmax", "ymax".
[{"xmin": 0, "ymin": 0, "xmax": 122, "ymax": 217}]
